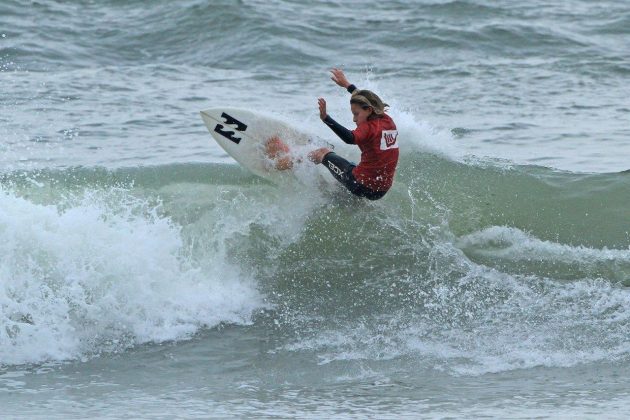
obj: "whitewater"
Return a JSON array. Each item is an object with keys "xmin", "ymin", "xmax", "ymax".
[{"xmin": 1, "ymin": 0, "xmax": 630, "ymax": 418}]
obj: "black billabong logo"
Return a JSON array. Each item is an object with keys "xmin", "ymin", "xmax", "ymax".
[{"xmin": 214, "ymin": 112, "xmax": 247, "ymax": 144}]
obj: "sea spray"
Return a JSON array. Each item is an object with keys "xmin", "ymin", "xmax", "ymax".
[{"xmin": 0, "ymin": 186, "xmax": 264, "ymax": 366}]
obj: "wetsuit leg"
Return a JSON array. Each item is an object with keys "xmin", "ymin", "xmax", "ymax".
[{"xmin": 321, "ymin": 152, "xmax": 386, "ymax": 200}]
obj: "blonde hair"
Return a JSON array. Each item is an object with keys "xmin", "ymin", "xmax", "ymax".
[{"xmin": 350, "ymin": 89, "xmax": 389, "ymax": 116}]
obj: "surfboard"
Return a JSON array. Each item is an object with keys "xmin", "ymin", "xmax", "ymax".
[{"xmin": 200, "ymin": 107, "xmax": 331, "ymax": 184}]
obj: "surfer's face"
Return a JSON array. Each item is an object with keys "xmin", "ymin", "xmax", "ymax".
[{"xmin": 351, "ymin": 103, "xmax": 372, "ymax": 126}]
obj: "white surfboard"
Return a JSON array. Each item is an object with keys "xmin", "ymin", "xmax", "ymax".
[{"xmin": 200, "ymin": 107, "xmax": 332, "ymax": 184}]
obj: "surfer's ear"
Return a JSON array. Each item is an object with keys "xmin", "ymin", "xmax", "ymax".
[{"xmin": 361, "ymin": 105, "xmax": 374, "ymax": 117}]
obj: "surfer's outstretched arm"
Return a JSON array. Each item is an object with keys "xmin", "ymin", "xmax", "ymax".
[
  {"xmin": 318, "ymin": 98, "xmax": 354, "ymax": 144},
  {"xmin": 330, "ymin": 68, "xmax": 357, "ymax": 94}
]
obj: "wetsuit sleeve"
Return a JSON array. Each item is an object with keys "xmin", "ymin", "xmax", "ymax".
[{"xmin": 323, "ymin": 115, "xmax": 355, "ymax": 144}]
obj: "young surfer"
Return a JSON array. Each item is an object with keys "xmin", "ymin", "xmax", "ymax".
[{"xmin": 266, "ymin": 68, "xmax": 399, "ymax": 200}]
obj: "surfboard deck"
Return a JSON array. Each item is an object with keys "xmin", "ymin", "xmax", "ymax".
[{"xmin": 200, "ymin": 107, "xmax": 332, "ymax": 184}]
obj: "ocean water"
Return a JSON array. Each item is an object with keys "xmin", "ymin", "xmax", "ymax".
[{"xmin": 1, "ymin": 0, "xmax": 629, "ymax": 418}]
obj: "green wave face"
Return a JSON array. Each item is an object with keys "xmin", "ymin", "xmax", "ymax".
[
  {"xmin": 3, "ymin": 153, "xmax": 628, "ymax": 276},
  {"xmin": 1, "ymin": 153, "xmax": 629, "ymax": 370}
]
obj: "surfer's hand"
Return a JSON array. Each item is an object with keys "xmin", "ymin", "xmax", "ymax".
[
  {"xmin": 318, "ymin": 97, "xmax": 328, "ymax": 121},
  {"xmin": 308, "ymin": 147, "xmax": 331, "ymax": 164},
  {"xmin": 330, "ymin": 68, "xmax": 350, "ymax": 89}
]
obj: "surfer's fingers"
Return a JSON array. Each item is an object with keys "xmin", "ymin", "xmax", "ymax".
[
  {"xmin": 330, "ymin": 68, "xmax": 344, "ymax": 83},
  {"xmin": 318, "ymin": 98, "xmax": 327, "ymax": 120}
]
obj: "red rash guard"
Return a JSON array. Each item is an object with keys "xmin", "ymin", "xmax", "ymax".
[{"xmin": 351, "ymin": 114, "xmax": 399, "ymax": 191}]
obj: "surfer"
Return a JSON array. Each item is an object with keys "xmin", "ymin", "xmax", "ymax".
[{"xmin": 266, "ymin": 68, "xmax": 399, "ymax": 200}]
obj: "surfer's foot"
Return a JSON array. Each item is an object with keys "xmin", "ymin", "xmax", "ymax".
[
  {"xmin": 265, "ymin": 136, "xmax": 293, "ymax": 170},
  {"xmin": 274, "ymin": 155, "xmax": 294, "ymax": 170},
  {"xmin": 307, "ymin": 147, "xmax": 332, "ymax": 164},
  {"xmin": 265, "ymin": 136, "xmax": 290, "ymax": 158}
]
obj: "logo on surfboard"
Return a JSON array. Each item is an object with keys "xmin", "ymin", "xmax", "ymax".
[{"xmin": 214, "ymin": 112, "xmax": 247, "ymax": 144}]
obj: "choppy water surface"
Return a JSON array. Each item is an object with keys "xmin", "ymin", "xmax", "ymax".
[{"xmin": 1, "ymin": 0, "xmax": 629, "ymax": 418}]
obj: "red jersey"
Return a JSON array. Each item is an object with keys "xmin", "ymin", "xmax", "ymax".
[{"xmin": 351, "ymin": 114, "xmax": 399, "ymax": 191}]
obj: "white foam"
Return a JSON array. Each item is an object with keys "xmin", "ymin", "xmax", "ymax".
[
  {"xmin": 0, "ymin": 187, "xmax": 265, "ymax": 366},
  {"xmin": 280, "ymin": 234, "xmax": 630, "ymax": 376},
  {"xmin": 457, "ymin": 226, "xmax": 630, "ymax": 266}
]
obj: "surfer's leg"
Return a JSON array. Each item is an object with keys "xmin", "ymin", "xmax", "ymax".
[
  {"xmin": 321, "ymin": 152, "xmax": 354, "ymax": 183},
  {"xmin": 321, "ymin": 152, "xmax": 386, "ymax": 200}
]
